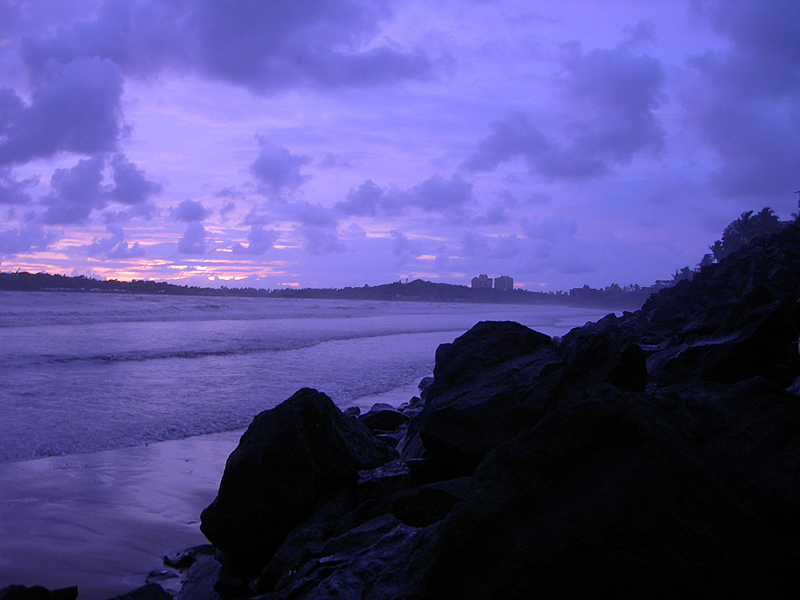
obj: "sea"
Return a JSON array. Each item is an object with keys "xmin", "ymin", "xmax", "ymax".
[{"xmin": 0, "ymin": 291, "xmax": 614, "ymax": 464}]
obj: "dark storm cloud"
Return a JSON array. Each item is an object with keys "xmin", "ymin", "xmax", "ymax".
[
  {"xmin": 108, "ymin": 154, "xmax": 162, "ymax": 205},
  {"xmin": 231, "ymin": 225, "xmax": 278, "ymax": 256},
  {"xmin": 172, "ymin": 199, "xmax": 208, "ymax": 223},
  {"xmin": 0, "ymin": 57, "xmax": 124, "ymax": 166},
  {"xmin": 684, "ymin": 0, "xmax": 800, "ymax": 199},
  {"xmin": 250, "ymin": 141, "xmax": 312, "ymax": 199},
  {"xmin": 177, "ymin": 221, "xmax": 206, "ymax": 254},
  {"xmin": 0, "ymin": 168, "xmax": 37, "ymax": 205},
  {"xmin": 0, "ymin": 224, "xmax": 56, "ymax": 257},
  {"xmin": 337, "ymin": 174, "xmax": 473, "ymax": 217},
  {"xmin": 85, "ymin": 225, "xmax": 145, "ymax": 258},
  {"xmin": 464, "ymin": 44, "xmax": 664, "ymax": 180},
  {"xmin": 40, "ymin": 155, "xmax": 106, "ymax": 224},
  {"xmin": 21, "ymin": 0, "xmax": 431, "ymax": 93}
]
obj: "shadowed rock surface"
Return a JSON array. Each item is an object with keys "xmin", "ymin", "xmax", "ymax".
[
  {"xmin": 199, "ymin": 388, "xmax": 395, "ymax": 578},
  {"xmin": 182, "ymin": 222, "xmax": 800, "ymax": 598}
]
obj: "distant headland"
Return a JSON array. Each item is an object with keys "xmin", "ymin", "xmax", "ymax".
[
  {"xmin": 2, "ymin": 207, "xmax": 792, "ymax": 311},
  {"xmin": 0, "ymin": 271, "xmax": 665, "ymax": 310}
]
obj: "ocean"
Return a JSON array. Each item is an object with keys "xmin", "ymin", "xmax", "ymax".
[{"xmin": 0, "ymin": 291, "xmax": 613, "ymax": 463}]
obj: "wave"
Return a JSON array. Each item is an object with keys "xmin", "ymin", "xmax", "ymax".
[{"xmin": 22, "ymin": 325, "xmax": 467, "ymax": 367}]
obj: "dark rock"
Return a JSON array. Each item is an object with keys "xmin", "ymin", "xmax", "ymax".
[
  {"xmin": 419, "ymin": 323, "xmax": 564, "ymax": 478},
  {"xmin": 418, "ymin": 377, "xmax": 434, "ymax": 400},
  {"xmin": 651, "ymin": 301, "xmax": 797, "ymax": 386},
  {"xmin": 427, "ymin": 321, "xmax": 553, "ymax": 398},
  {"xmin": 0, "ymin": 587, "xmax": 77, "ymax": 600},
  {"xmin": 356, "ymin": 460, "xmax": 412, "ymax": 502},
  {"xmin": 163, "ymin": 544, "xmax": 216, "ymax": 569},
  {"xmin": 200, "ymin": 388, "xmax": 395, "ymax": 578},
  {"xmin": 103, "ymin": 584, "xmax": 172, "ymax": 600},
  {"xmin": 416, "ymin": 383, "xmax": 800, "ymax": 599},
  {"xmin": 358, "ymin": 407, "xmax": 409, "ymax": 432},
  {"xmin": 558, "ymin": 316, "xmax": 647, "ymax": 396},
  {"xmin": 341, "ymin": 406, "xmax": 360, "ymax": 418},
  {"xmin": 194, "ymin": 223, "xmax": 800, "ymax": 598},
  {"xmin": 175, "ymin": 556, "xmax": 222, "ymax": 600},
  {"xmin": 252, "ymin": 489, "xmax": 359, "ymax": 595},
  {"xmin": 251, "ymin": 515, "xmax": 435, "ymax": 600}
]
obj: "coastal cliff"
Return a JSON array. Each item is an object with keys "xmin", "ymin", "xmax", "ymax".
[{"xmin": 6, "ymin": 220, "xmax": 800, "ymax": 599}]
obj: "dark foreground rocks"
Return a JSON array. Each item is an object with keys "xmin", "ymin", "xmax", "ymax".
[{"xmin": 184, "ymin": 221, "xmax": 800, "ymax": 599}]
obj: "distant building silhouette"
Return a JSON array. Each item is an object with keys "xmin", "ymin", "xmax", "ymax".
[
  {"xmin": 494, "ymin": 275, "xmax": 513, "ymax": 291},
  {"xmin": 471, "ymin": 274, "xmax": 493, "ymax": 289}
]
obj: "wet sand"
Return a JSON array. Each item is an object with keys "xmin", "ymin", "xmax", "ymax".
[
  {"xmin": 0, "ymin": 430, "xmax": 241, "ymax": 599},
  {"xmin": 0, "ymin": 385, "xmax": 417, "ymax": 599}
]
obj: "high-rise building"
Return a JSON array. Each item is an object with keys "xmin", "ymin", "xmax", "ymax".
[
  {"xmin": 494, "ymin": 275, "xmax": 514, "ymax": 291},
  {"xmin": 471, "ymin": 274, "xmax": 493, "ymax": 289}
]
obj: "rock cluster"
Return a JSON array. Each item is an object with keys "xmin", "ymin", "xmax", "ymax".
[{"xmin": 178, "ymin": 222, "xmax": 800, "ymax": 599}]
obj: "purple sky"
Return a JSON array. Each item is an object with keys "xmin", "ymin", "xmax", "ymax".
[{"xmin": 1, "ymin": 0, "xmax": 798, "ymax": 290}]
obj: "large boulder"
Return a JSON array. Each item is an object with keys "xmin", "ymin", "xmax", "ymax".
[
  {"xmin": 418, "ymin": 322, "xmax": 564, "ymax": 479},
  {"xmin": 415, "ymin": 381, "xmax": 800, "ymax": 599},
  {"xmin": 200, "ymin": 388, "xmax": 394, "ymax": 578}
]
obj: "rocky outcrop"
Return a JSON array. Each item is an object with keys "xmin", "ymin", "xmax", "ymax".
[
  {"xmin": 199, "ymin": 388, "xmax": 395, "ymax": 578},
  {"xmin": 181, "ymin": 222, "xmax": 800, "ymax": 598}
]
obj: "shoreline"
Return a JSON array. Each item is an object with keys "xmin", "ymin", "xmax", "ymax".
[
  {"xmin": 0, "ymin": 384, "xmax": 420, "ymax": 599},
  {"xmin": 0, "ymin": 430, "xmax": 240, "ymax": 599}
]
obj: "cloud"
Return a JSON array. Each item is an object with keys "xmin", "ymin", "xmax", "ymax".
[
  {"xmin": 108, "ymin": 154, "xmax": 162, "ymax": 205},
  {"xmin": 85, "ymin": 224, "xmax": 145, "ymax": 258},
  {"xmin": 390, "ymin": 229, "xmax": 420, "ymax": 257},
  {"xmin": 621, "ymin": 20, "xmax": 656, "ymax": 48},
  {"xmin": 336, "ymin": 179, "xmax": 383, "ymax": 216},
  {"xmin": 172, "ymin": 199, "xmax": 208, "ymax": 223},
  {"xmin": 283, "ymin": 201, "xmax": 339, "ymax": 228},
  {"xmin": 301, "ymin": 226, "xmax": 344, "ymax": 255},
  {"xmin": 683, "ymin": 0, "xmax": 800, "ymax": 199},
  {"xmin": 560, "ymin": 43, "xmax": 665, "ymax": 163},
  {"xmin": 250, "ymin": 141, "xmax": 312, "ymax": 199},
  {"xmin": 410, "ymin": 173, "xmax": 473, "ymax": 211},
  {"xmin": 177, "ymin": 221, "xmax": 206, "ymax": 254},
  {"xmin": 38, "ymin": 153, "xmax": 160, "ymax": 224},
  {"xmin": 336, "ymin": 173, "xmax": 473, "ymax": 217},
  {"xmin": 0, "ymin": 224, "xmax": 56, "ymax": 257},
  {"xmin": 0, "ymin": 168, "xmax": 38, "ymax": 205},
  {"xmin": 21, "ymin": 0, "xmax": 431, "ymax": 94},
  {"xmin": 318, "ymin": 153, "xmax": 352, "ymax": 169},
  {"xmin": 41, "ymin": 155, "xmax": 107, "ymax": 224},
  {"xmin": 523, "ymin": 213, "xmax": 579, "ymax": 243},
  {"xmin": 215, "ymin": 186, "xmax": 245, "ymax": 200},
  {"xmin": 463, "ymin": 43, "xmax": 665, "ymax": 180},
  {"xmin": 231, "ymin": 225, "xmax": 278, "ymax": 256},
  {"xmin": 0, "ymin": 57, "xmax": 124, "ymax": 166}
]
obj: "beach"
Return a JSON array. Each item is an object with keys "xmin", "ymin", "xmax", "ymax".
[
  {"xmin": 0, "ymin": 382, "xmax": 421, "ymax": 599},
  {"xmin": 0, "ymin": 430, "xmax": 240, "ymax": 598}
]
